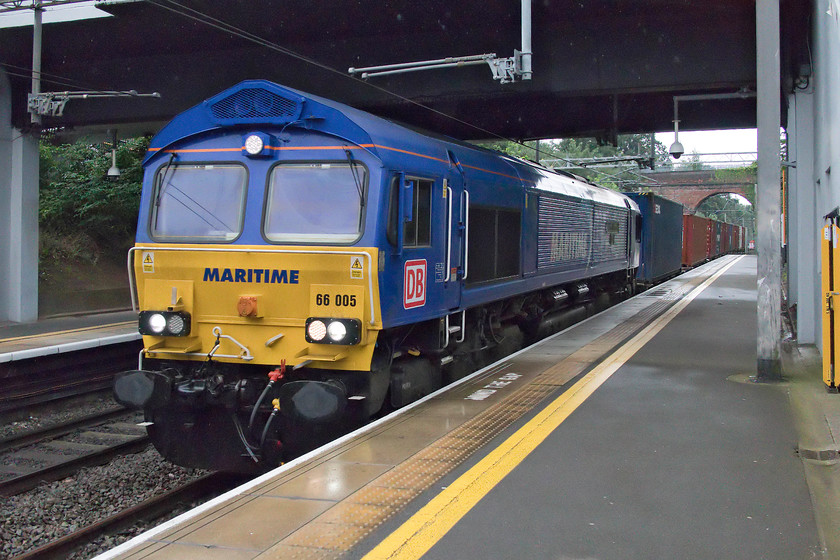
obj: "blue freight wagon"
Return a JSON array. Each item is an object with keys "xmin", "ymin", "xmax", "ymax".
[{"xmin": 624, "ymin": 192, "xmax": 684, "ymax": 287}]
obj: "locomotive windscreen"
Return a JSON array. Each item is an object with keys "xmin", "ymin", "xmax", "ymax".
[
  {"xmin": 264, "ymin": 163, "xmax": 367, "ymax": 243},
  {"xmin": 150, "ymin": 163, "xmax": 247, "ymax": 242}
]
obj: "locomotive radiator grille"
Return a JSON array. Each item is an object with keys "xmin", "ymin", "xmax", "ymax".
[
  {"xmin": 537, "ymin": 196, "xmax": 592, "ymax": 269},
  {"xmin": 591, "ymin": 204, "xmax": 628, "ymax": 262},
  {"xmin": 538, "ymin": 197, "xmax": 628, "ymax": 269},
  {"xmin": 209, "ymin": 88, "xmax": 302, "ymax": 122}
]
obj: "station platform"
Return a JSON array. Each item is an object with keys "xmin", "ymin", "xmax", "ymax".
[
  {"xmin": 0, "ymin": 310, "xmax": 140, "ymax": 363},
  {"xmin": 94, "ymin": 255, "xmax": 839, "ymax": 560}
]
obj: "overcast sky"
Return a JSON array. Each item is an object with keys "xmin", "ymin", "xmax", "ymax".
[{"xmin": 0, "ymin": 2, "xmax": 109, "ymax": 28}]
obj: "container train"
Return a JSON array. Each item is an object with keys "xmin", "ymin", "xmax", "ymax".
[
  {"xmin": 113, "ymin": 80, "xmax": 741, "ymax": 472},
  {"xmin": 628, "ymin": 192, "xmax": 746, "ymax": 287}
]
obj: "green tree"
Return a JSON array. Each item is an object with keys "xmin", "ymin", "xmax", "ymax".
[
  {"xmin": 681, "ymin": 150, "xmax": 709, "ymax": 171},
  {"xmin": 39, "ymin": 136, "xmax": 148, "ymax": 257},
  {"xmin": 38, "ymin": 135, "xmax": 148, "ymax": 289},
  {"xmin": 714, "ymin": 162, "xmax": 756, "ymax": 207},
  {"xmin": 474, "ymin": 134, "xmax": 670, "ymax": 191}
]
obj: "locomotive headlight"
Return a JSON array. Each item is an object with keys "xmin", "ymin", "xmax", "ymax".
[
  {"xmin": 327, "ymin": 321, "xmax": 347, "ymax": 342},
  {"xmin": 148, "ymin": 313, "xmax": 167, "ymax": 334},
  {"xmin": 244, "ymin": 134, "xmax": 264, "ymax": 155},
  {"xmin": 139, "ymin": 311, "xmax": 192, "ymax": 337},
  {"xmin": 305, "ymin": 318, "xmax": 361, "ymax": 345}
]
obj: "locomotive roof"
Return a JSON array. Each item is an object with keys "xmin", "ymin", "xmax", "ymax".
[{"xmin": 146, "ymin": 80, "xmax": 633, "ymax": 210}]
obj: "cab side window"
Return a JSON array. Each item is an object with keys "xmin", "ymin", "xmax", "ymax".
[
  {"xmin": 404, "ymin": 179, "xmax": 432, "ymax": 247},
  {"xmin": 388, "ymin": 177, "xmax": 433, "ymax": 247}
]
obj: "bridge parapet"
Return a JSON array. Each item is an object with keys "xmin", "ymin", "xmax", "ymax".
[{"xmin": 632, "ymin": 170, "xmax": 754, "ymax": 213}]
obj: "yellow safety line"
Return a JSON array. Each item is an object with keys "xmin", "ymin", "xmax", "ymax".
[
  {"xmin": 0, "ymin": 321, "xmax": 137, "ymax": 344},
  {"xmin": 363, "ymin": 255, "xmax": 744, "ymax": 560}
]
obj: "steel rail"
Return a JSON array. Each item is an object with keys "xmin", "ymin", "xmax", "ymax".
[
  {"xmin": 0, "ymin": 436, "xmax": 150, "ymax": 496},
  {"xmin": 10, "ymin": 472, "xmax": 244, "ymax": 560},
  {"xmin": 0, "ymin": 408, "xmax": 132, "ymax": 454}
]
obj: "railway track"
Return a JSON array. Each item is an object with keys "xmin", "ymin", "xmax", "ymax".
[
  {"xmin": 9, "ymin": 472, "xmax": 244, "ymax": 560},
  {"xmin": 0, "ymin": 340, "xmax": 141, "ymax": 421},
  {"xmin": 0, "ymin": 409, "xmax": 149, "ymax": 496}
]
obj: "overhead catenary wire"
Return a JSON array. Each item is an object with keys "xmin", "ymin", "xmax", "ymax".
[
  {"xmin": 144, "ymin": 0, "xmax": 538, "ymax": 150},
  {"xmin": 0, "ymin": 61, "xmax": 106, "ymax": 92}
]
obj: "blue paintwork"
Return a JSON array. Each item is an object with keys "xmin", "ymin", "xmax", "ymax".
[
  {"xmin": 138, "ymin": 80, "xmax": 640, "ymax": 330},
  {"xmin": 625, "ymin": 192, "xmax": 684, "ymax": 284}
]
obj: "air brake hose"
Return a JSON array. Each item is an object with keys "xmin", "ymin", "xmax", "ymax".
[
  {"xmin": 260, "ymin": 399, "xmax": 282, "ymax": 448},
  {"xmin": 248, "ymin": 361, "xmax": 286, "ymax": 430}
]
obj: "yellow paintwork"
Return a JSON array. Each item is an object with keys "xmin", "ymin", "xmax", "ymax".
[
  {"xmin": 822, "ymin": 225, "xmax": 840, "ymax": 389},
  {"xmin": 134, "ymin": 243, "xmax": 382, "ymax": 371}
]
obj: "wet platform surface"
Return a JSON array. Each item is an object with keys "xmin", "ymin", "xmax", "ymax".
[
  {"xmin": 359, "ymin": 254, "xmax": 819, "ymax": 560},
  {"xmin": 94, "ymin": 255, "xmax": 837, "ymax": 560}
]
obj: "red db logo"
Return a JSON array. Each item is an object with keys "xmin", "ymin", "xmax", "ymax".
[{"xmin": 404, "ymin": 260, "xmax": 427, "ymax": 309}]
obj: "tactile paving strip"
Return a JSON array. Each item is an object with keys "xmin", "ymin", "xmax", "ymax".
[{"xmin": 251, "ymin": 264, "xmax": 722, "ymax": 559}]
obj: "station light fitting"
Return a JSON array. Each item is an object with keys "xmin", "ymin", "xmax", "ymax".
[{"xmin": 107, "ymin": 129, "xmax": 121, "ymax": 178}]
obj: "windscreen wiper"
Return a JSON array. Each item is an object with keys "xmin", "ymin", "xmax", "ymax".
[
  {"xmin": 344, "ymin": 148, "xmax": 365, "ymax": 208},
  {"xmin": 154, "ymin": 153, "xmax": 176, "ymax": 208}
]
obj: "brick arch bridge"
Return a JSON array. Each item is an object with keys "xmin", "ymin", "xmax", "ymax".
[{"xmin": 633, "ymin": 170, "xmax": 754, "ymax": 213}]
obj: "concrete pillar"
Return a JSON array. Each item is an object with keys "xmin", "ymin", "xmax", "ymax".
[
  {"xmin": 0, "ymin": 68, "xmax": 40, "ymax": 323},
  {"xmin": 755, "ymin": 0, "xmax": 782, "ymax": 380},
  {"xmin": 788, "ymin": 89, "xmax": 817, "ymax": 345}
]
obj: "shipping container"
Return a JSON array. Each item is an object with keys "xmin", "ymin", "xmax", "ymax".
[
  {"xmin": 710, "ymin": 220, "xmax": 722, "ymax": 258},
  {"xmin": 625, "ymin": 193, "xmax": 684, "ymax": 285},
  {"xmin": 682, "ymin": 214, "xmax": 709, "ymax": 267},
  {"xmin": 720, "ymin": 222, "xmax": 732, "ymax": 254},
  {"xmin": 736, "ymin": 225, "xmax": 745, "ymax": 252}
]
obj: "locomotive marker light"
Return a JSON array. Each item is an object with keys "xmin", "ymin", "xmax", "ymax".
[
  {"xmin": 244, "ymin": 134, "xmax": 264, "ymax": 155},
  {"xmin": 307, "ymin": 319, "xmax": 327, "ymax": 342},
  {"xmin": 139, "ymin": 310, "xmax": 192, "ymax": 336},
  {"xmin": 305, "ymin": 318, "xmax": 361, "ymax": 345},
  {"xmin": 242, "ymin": 132, "xmax": 275, "ymax": 158},
  {"xmin": 167, "ymin": 314, "xmax": 186, "ymax": 335},
  {"xmin": 148, "ymin": 313, "xmax": 166, "ymax": 334}
]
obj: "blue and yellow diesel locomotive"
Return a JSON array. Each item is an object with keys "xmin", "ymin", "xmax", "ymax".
[{"xmin": 114, "ymin": 80, "xmax": 641, "ymax": 471}]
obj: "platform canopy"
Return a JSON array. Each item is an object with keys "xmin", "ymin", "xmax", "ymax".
[{"xmin": 0, "ymin": 0, "xmax": 811, "ymax": 142}]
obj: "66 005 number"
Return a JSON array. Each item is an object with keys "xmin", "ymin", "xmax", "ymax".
[{"xmin": 315, "ymin": 294, "xmax": 357, "ymax": 307}]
